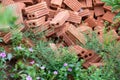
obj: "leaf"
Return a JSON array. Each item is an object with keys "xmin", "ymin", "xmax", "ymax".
[
  {"xmin": 113, "ymin": 12, "xmax": 120, "ymax": 20},
  {"xmin": 7, "ymin": 53, "xmax": 13, "ymax": 61}
]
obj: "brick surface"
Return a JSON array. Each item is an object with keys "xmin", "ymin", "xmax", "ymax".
[
  {"xmin": 84, "ymin": 17, "xmax": 97, "ymax": 27},
  {"xmin": 94, "ymin": 6, "xmax": 105, "ymax": 17}
]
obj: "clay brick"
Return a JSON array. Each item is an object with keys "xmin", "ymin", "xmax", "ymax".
[
  {"xmin": 84, "ymin": 17, "xmax": 97, "ymax": 27},
  {"xmin": 50, "ymin": 10, "xmax": 70, "ymax": 27},
  {"xmin": 37, "ymin": 0, "xmax": 51, "ymax": 7},
  {"xmin": 14, "ymin": 0, "xmax": 33, "ymax": 4},
  {"xmin": 67, "ymin": 11, "xmax": 81, "ymax": 24},
  {"xmin": 89, "ymin": 62, "xmax": 104, "ymax": 67},
  {"xmin": 83, "ymin": 54, "xmax": 102, "ymax": 68},
  {"xmin": 32, "ymin": 20, "xmax": 50, "ymax": 34},
  {"xmin": 86, "ymin": 0, "xmax": 93, "ymax": 8},
  {"xmin": 48, "ymin": 9, "xmax": 57, "ymax": 18},
  {"xmin": 79, "ymin": 0, "xmax": 87, "ymax": 8},
  {"xmin": 50, "ymin": 0, "xmax": 63, "ymax": 8},
  {"xmin": 26, "ymin": 16, "xmax": 45, "ymax": 28},
  {"xmin": 89, "ymin": 10, "xmax": 94, "ymax": 18},
  {"xmin": 3, "ymin": 27, "xmax": 24, "ymax": 43},
  {"xmin": 63, "ymin": 0, "xmax": 83, "ymax": 11},
  {"xmin": 45, "ymin": 28, "xmax": 56, "ymax": 37},
  {"xmin": 66, "ymin": 24, "xmax": 86, "ymax": 45},
  {"xmin": 94, "ymin": 0, "xmax": 104, "ymax": 6},
  {"xmin": 79, "ymin": 9, "xmax": 90, "ymax": 17},
  {"xmin": 62, "ymin": 33, "xmax": 75, "ymax": 46},
  {"xmin": 23, "ymin": 1, "xmax": 48, "ymax": 14},
  {"xmin": 1, "ymin": 0, "xmax": 14, "ymax": 6},
  {"xmin": 102, "ymin": 11, "xmax": 115, "ymax": 23},
  {"xmin": 6, "ymin": 2, "xmax": 25, "ymax": 24},
  {"xmin": 27, "ymin": 8, "xmax": 49, "ymax": 19},
  {"xmin": 94, "ymin": 6, "xmax": 105, "ymax": 17},
  {"xmin": 22, "ymin": 37, "xmax": 35, "ymax": 47},
  {"xmin": 103, "ymin": 5, "xmax": 112, "ymax": 11},
  {"xmin": 96, "ymin": 17, "xmax": 104, "ymax": 27}
]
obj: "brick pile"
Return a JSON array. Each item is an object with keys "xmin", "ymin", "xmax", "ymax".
[{"xmin": 0, "ymin": 0, "xmax": 120, "ymax": 68}]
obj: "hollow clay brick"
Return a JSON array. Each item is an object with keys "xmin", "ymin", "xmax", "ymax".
[
  {"xmin": 94, "ymin": 6, "xmax": 105, "ymax": 17},
  {"xmin": 86, "ymin": 0, "xmax": 93, "ymax": 8},
  {"xmin": 79, "ymin": 0, "xmax": 87, "ymax": 9},
  {"xmin": 66, "ymin": 24, "xmax": 86, "ymax": 45},
  {"xmin": 67, "ymin": 11, "xmax": 82, "ymax": 24},
  {"xmin": 96, "ymin": 17, "xmax": 104, "ymax": 27},
  {"xmin": 27, "ymin": 8, "xmax": 49, "ymax": 19},
  {"xmin": 23, "ymin": 1, "xmax": 47, "ymax": 14},
  {"xmin": 94, "ymin": 0, "xmax": 104, "ymax": 6},
  {"xmin": 32, "ymin": 21, "xmax": 50, "ymax": 34},
  {"xmin": 62, "ymin": 33, "xmax": 75, "ymax": 46},
  {"xmin": 50, "ymin": 10, "xmax": 70, "ymax": 27},
  {"xmin": 3, "ymin": 27, "xmax": 24, "ymax": 43},
  {"xmin": 79, "ymin": 9, "xmax": 90, "ymax": 17},
  {"xmin": 45, "ymin": 28, "xmax": 56, "ymax": 37},
  {"xmin": 63, "ymin": 0, "xmax": 83, "ymax": 11},
  {"xmin": 84, "ymin": 17, "xmax": 97, "ymax": 27},
  {"xmin": 102, "ymin": 11, "xmax": 115, "ymax": 23},
  {"xmin": 103, "ymin": 5, "xmax": 112, "ymax": 11},
  {"xmin": 50, "ymin": 0, "xmax": 63, "ymax": 8},
  {"xmin": 26, "ymin": 16, "xmax": 45, "ymax": 28}
]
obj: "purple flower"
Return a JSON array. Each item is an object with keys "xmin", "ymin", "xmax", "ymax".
[
  {"xmin": 29, "ymin": 48, "xmax": 34, "ymax": 52},
  {"xmin": 40, "ymin": 66, "xmax": 45, "ymax": 70},
  {"xmin": 30, "ymin": 60, "xmax": 35, "ymax": 65},
  {"xmin": 63, "ymin": 63, "xmax": 68, "ymax": 67},
  {"xmin": 68, "ymin": 68, "xmax": 72, "ymax": 72},
  {"xmin": 53, "ymin": 71, "xmax": 58, "ymax": 75},
  {"xmin": 26, "ymin": 75, "xmax": 32, "ymax": 80},
  {"xmin": 0, "ymin": 52, "xmax": 6, "ymax": 58}
]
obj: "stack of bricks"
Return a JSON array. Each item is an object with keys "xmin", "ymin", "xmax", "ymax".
[{"xmin": 0, "ymin": 0, "xmax": 120, "ymax": 68}]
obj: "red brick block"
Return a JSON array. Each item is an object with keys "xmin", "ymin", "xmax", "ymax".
[
  {"xmin": 94, "ymin": 0, "xmax": 104, "ymax": 6},
  {"xmin": 50, "ymin": 10, "xmax": 70, "ymax": 27},
  {"xmin": 27, "ymin": 8, "xmax": 49, "ymax": 19},
  {"xmin": 26, "ymin": 16, "xmax": 45, "ymax": 28},
  {"xmin": 79, "ymin": 9, "xmax": 90, "ymax": 17},
  {"xmin": 32, "ymin": 20, "xmax": 50, "ymax": 34},
  {"xmin": 23, "ymin": 1, "xmax": 47, "ymax": 14},
  {"xmin": 102, "ymin": 11, "xmax": 115, "ymax": 23},
  {"xmin": 94, "ymin": 6, "xmax": 105, "ymax": 17},
  {"xmin": 84, "ymin": 17, "xmax": 97, "ymax": 27},
  {"xmin": 67, "ymin": 11, "xmax": 82, "ymax": 24},
  {"xmin": 50, "ymin": 0, "xmax": 63, "ymax": 8},
  {"xmin": 63, "ymin": 0, "xmax": 83, "ymax": 11},
  {"xmin": 79, "ymin": 0, "xmax": 87, "ymax": 8},
  {"xmin": 86, "ymin": 0, "xmax": 93, "ymax": 8}
]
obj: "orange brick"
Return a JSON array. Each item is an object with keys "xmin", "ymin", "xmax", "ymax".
[
  {"xmin": 32, "ymin": 20, "xmax": 50, "ymax": 34},
  {"xmin": 96, "ymin": 17, "xmax": 104, "ymax": 27},
  {"xmin": 67, "ymin": 11, "xmax": 81, "ymax": 24},
  {"xmin": 27, "ymin": 8, "xmax": 49, "ymax": 19},
  {"xmin": 102, "ymin": 11, "xmax": 115, "ymax": 23},
  {"xmin": 50, "ymin": 10, "xmax": 70, "ymax": 27},
  {"xmin": 63, "ymin": 0, "xmax": 83, "ymax": 11},
  {"xmin": 51, "ymin": 0, "xmax": 63, "ymax": 8},
  {"xmin": 79, "ymin": 0, "xmax": 87, "ymax": 8},
  {"xmin": 79, "ymin": 9, "xmax": 90, "ymax": 17},
  {"xmin": 66, "ymin": 24, "xmax": 86, "ymax": 45},
  {"xmin": 86, "ymin": 0, "xmax": 93, "ymax": 8},
  {"xmin": 23, "ymin": 1, "xmax": 47, "ymax": 14},
  {"xmin": 94, "ymin": 6, "xmax": 105, "ymax": 17},
  {"xmin": 26, "ymin": 16, "xmax": 45, "ymax": 28},
  {"xmin": 84, "ymin": 17, "xmax": 97, "ymax": 27}
]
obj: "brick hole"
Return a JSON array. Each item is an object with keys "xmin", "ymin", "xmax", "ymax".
[
  {"xmin": 33, "ymin": 22, "xmax": 36, "ymax": 26},
  {"xmin": 77, "ymin": 54, "xmax": 81, "ymax": 57},
  {"xmin": 29, "ymin": 23, "xmax": 32, "ymax": 26},
  {"xmin": 32, "ymin": 14, "xmax": 35, "ymax": 17},
  {"xmin": 89, "ymin": 53, "xmax": 92, "ymax": 56},
  {"xmin": 56, "ymin": 23, "xmax": 59, "ymax": 25},
  {"xmin": 51, "ymin": 24, "xmax": 55, "ymax": 26},
  {"xmin": 81, "ymin": 51, "xmax": 85, "ymax": 54},
  {"xmin": 29, "ymin": 15, "xmax": 32, "ymax": 17},
  {"xmin": 97, "ymin": 32, "xmax": 100, "ymax": 35},
  {"xmin": 84, "ymin": 55, "xmax": 88, "ymax": 58}
]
